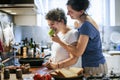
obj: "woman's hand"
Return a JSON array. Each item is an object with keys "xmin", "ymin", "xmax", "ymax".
[
  {"xmin": 42, "ymin": 59, "xmax": 52, "ymax": 67},
  {"xmin": 51, "ymin": 33, "xmax": 61, "ymax": 43},
  {"xmin": 43, "ymin": 61, "xmax": 50, "ymax": 67},
  {"xmin": 46, "ymin": 62, "xmax": 58, "ymax": 69}
]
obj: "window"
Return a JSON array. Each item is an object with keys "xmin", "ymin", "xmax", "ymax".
[
  {"xmin": 36, "ymin": 0, "xmax": 108, "ymax": 27},
  {"xmin": 35, "ymin": 0, "xmax": 109, "ymax": 42}
]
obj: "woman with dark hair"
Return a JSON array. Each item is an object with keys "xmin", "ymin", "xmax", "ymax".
[
  {"xmin": 51, "ymin": 0, "xmax": 108, "ymax": 76},
  {"xmin": 44, "ymin": 8, "xmax": 81, "ymax": 69}
]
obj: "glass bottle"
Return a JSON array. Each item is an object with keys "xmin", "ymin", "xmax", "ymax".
[
  {"xmin": 28, "ymin": 38, "xmax": 34, "ymax": 57},
  {"xmin": 29, "ymin": 38, "xmax": 34, "ymax": 49},
  {"xmin": 33, "ymin": 41, "xmax": 36, "ymax": 58}
]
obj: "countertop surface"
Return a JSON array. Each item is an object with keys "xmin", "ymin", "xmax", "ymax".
[
  {"xmin": 0, "ymin": 52, "xmax": 53, "ymax": 80},
  {"xmin": 1, "ymin": 66, "xmax": 53, "ymax": 80},
  {"xmin": 1, "ymin": 52, "xmax": 120, "ymax": 80},
  {"xmin": 1, "ymin": 73, "xmax": 34, "ymax": 80}
]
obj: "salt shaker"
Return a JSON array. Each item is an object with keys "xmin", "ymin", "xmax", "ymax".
[{"xmin": 16, "ymin": 69, "xmax": 22, "ymax": 79}]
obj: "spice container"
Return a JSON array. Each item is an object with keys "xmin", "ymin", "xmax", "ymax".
[
  {"xmin": 16, "ymin": 69, "xmax": 22, "ymax": 79},
  {"xmin": 4, "ymin": 68, "xmax": 10, "ymax": 79}
]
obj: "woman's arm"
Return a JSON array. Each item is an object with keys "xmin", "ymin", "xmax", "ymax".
[
  {"xmin": 52, "ymin": 34, "xmax": 89, "ymax": 57},
  {"xmin": 46, "ymin": 42, "xmax": 79, "ymax": 69},
  {"xmin": 58, "ymin": 53, "xmax": 79, "ymax": 68},
  {"xmin": 46, "ymin": 53, "xmax": 79, "ymax": 69}
]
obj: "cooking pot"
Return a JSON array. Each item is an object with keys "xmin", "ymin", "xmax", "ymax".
[{"xmin": 19, "ymin": 54, "xmax": 51, "ymax": 67}]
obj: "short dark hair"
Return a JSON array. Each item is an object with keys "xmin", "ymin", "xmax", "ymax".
[
  {"xmin": 45, "ymin": 8, "xmax": 67, "ymax": 25},
  {"xmin": 66, "ymin": 0, "xmax": 90, "ymax": 11}
]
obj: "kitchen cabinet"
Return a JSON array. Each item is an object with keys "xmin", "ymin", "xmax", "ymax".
[
  {"xmin": 0, "ymin": 0, "xmax": 34, "ymax": 4},
  {"xmin": 0, "ymin": 0, "xmax": 36, "ymax": 26},
  {"xmin": 14, "ymin": 15, "xmax": 37, "ymax": 26},
  {"xmin": 110, "ymin": 0, "xmax": 120, "ymax": 26},
  {"xmin": 105, "ymin": 54, "xmax": 120, "ymax": 73}
]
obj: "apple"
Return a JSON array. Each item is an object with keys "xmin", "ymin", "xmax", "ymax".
[{"xmin": 48, "ymin": 29, "xmax": 55, "ymax": 37}]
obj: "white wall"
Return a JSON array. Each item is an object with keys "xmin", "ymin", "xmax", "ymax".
[{"xmin": 14, "ymin": 15, "xmax": 37, "ymax": 26}]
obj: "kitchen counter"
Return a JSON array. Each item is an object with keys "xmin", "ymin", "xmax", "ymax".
[
  {"xmin": 1, "ymin": 73, "xmax": 34, "ymax": 80},
  {"xmin": 1, "ymin": 66, "xmax": 120, "ymax": 80},
  {"xmin": 1, "ymin": 52, "xmax": 120, "ymax": 80},
  {"xmin": 0, "ymin": 52, "xmax": 53, "ymax": 80},
  {"xmin": 107, "ymin": 51, "xmax": 120, "ymax": 56},
  {"xmin": 0, "ymin": 66, "xmax": 52, "ymax": 80}
]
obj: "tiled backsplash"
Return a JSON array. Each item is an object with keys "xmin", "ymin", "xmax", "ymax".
[
  {"xmin": 13, "ymin": 25, "xmax": 120, "ymax": 50},
  {"xmin": 13, "ymin": 26, "xmax": 51, "ymax": 44},
  {"xmin": 102, "ymin": 26, "xmax": 120, "ymax": 51},
  {"xmin": 103, "ymin": 26, "xmax": 120, "ymax": 43}
]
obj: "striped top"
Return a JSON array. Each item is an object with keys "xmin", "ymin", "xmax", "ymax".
[{"xmin": 78, "ymin": 21, "xmax": 105, "ymax": 67}]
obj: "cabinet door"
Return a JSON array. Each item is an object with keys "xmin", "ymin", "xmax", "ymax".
[{"xmin": 105, "ymin": 55, "xmax": 120, "ymax": 73}]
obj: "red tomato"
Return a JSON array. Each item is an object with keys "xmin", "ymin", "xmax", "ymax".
[
  {"xmin": 41, "ymin": 75, "xmax": 45, "ymax": 80},
  {"xmin": 45, "ymin": 74, "xmax": 52, "ymax": 80},
  {"xmin": 33, "ymin": 73, "xmax": 41, "ymax": 80}
]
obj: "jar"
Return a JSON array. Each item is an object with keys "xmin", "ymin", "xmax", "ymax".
[
  {"xmin": 4, "ymin": 68, "xmax": 10, "ymax": 79},
  {"xmin": 16, "ymin": 69, "xmax": 22, "ymax": 79}
]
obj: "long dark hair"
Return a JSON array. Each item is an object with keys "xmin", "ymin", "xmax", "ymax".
[{"xmin": 66, "ymin": 0, "xmax": 90, "ymax": 11}]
